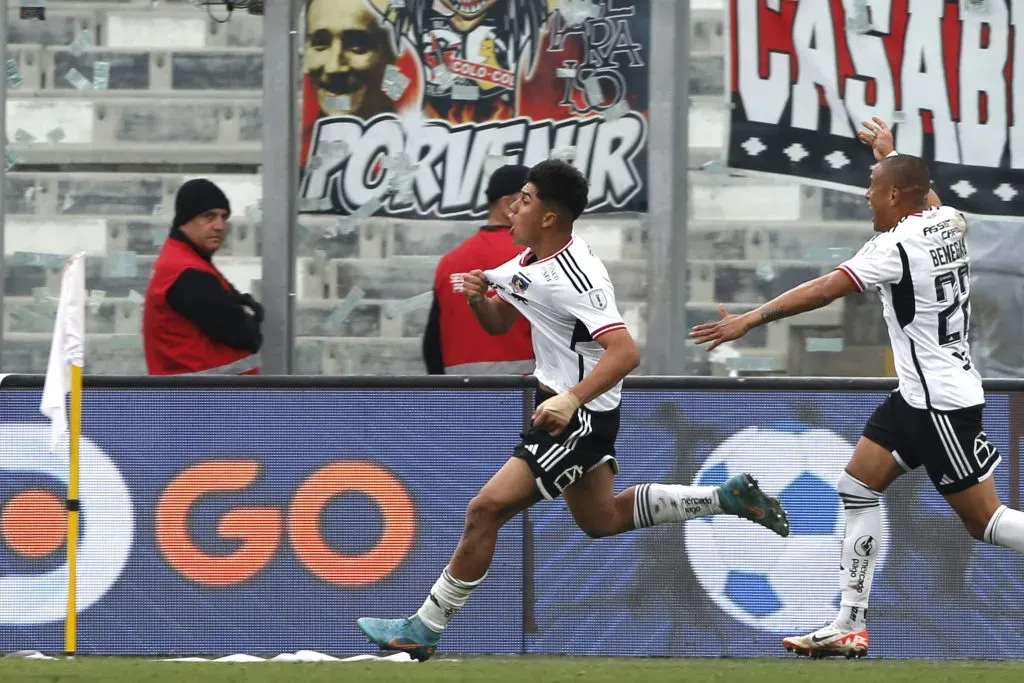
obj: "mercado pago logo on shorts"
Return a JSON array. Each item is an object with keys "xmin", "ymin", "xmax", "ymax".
[
  {"xmin": 683, "ymin": 424, "xmax": 890, "ymax": 633},
  {"xmin": 0, "ymin": 423, "xmax": 134, "ymax": 625}
]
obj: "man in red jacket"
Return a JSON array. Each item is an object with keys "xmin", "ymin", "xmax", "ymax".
[
  {"xmin": 422, "ymin": 165, "xmax": 534, "ymax": 374},
  {"xmin": 143, "ymin": 178, "xmax": 263, "ymax": 375}
]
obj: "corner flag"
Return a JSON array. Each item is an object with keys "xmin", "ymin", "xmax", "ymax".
[
  {"xmin": 40, "ymin": 251, "xmax": 86, "ymax": 452},
  {"xmin": 38, "ymin": 250, "xmax": 86, "ymax": 657}
]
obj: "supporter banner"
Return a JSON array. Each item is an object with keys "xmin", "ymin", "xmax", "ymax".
[
  {"xmin": 728, "ymin": 0, "xmax": 1024, "ymax": 218},
  {"xmin": 298, "ymin": 0, "xmax": 649, "ymax": 219},
  {"xmin": 1, "ymin": 386, "xmax": 1022, "ymax": 658}
]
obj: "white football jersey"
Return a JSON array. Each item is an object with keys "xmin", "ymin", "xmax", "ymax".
[
  {"xmin": 485, "ymin": 236, "xmax": 628, "ymax": 412},
  {"xmin": 838, "ymin": 205, "xmax": 983, "ymax": 411}
]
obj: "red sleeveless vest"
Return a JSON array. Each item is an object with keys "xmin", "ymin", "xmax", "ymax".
[{"xmin": 143, "ymin": 237, "xmax": 259, "ymax": 376}]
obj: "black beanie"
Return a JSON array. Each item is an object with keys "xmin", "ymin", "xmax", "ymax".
[
  {"xmin": 486, "ymin": 164, "xmax": 529, "ymax": 204},
  {"xmin": 173, "ymin": 178, "xmax": 231, "ymax": 229}
]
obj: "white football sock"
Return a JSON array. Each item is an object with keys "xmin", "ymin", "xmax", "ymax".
[
  {"xmin": 833, "ymin": 472, "xmax": 882, "ymax": 631},
  {"xmin": 633, "ymin": 484, "xmax": 722, "ymax": 529},
  {"xmin": 416, "ymin": 566, "xmax": 486, "ymax": 633},
  {"xmin": 984, "ymin": 505, "xmax": 1024, "ymax": 552}
]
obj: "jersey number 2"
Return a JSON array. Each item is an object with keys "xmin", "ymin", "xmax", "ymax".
[{"xmin": 934, "ymin": 264, "xmax": 970, "ymax": 348}]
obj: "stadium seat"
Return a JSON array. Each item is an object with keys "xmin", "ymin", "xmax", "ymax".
[{"xmin": 691, "ymin": 6, "xmax": 726, "ymax": 54}]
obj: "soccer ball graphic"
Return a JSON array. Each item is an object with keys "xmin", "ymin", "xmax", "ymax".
[{"xmin": 684, "ymin": 424, "xmax": 889, "ymax": 633}]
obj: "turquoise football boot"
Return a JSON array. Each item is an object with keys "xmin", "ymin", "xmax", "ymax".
[
  {"xmin": 718, "ymin": 473, "xmax": 791, "ymax": 537},
  {"xmin": 356, "ymin": 615, "xmax": 440, "ymax": 662}
]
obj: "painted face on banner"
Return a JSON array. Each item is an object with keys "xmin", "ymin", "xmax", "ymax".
[
  {"xmin": 298, "ymin": 0, "xmax": 650, "ymax": 220},
  {"xmin": 438, "ymin": 0, "xmax": 501, "ymax": 21},
  {"xmin": 305, "ymin": 0, "xmax": 395, "ymax": 117},
  {"xmin": 372, "ymin": 0, "xmax": 550, "ymax": 123}
]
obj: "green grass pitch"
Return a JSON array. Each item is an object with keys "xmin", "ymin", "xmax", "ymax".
[{"xmin": 3, "ymin": 656, "xmax": 1024, "ymax": 682}]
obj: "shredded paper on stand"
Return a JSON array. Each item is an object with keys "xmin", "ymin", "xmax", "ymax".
[
  {"xmin": 65, "ymin": 68, "xmax": 92, "ymax": 90},
  {"xmin": 385, "ymin": 291, "xmax": 432, "ymax": 319},
  {"xmin": 108, "ymin": 251, "xmax": 138, "ymax": 279},
  {"xmin": 558, "ymin": 0, "xmax": 600, "ymax": 27},
  {"xmin": 14, "ymin": 252, "xmax": 66, "ymax": 268},
  {"xmin": 329, "ymin": 195, "xmax": 385, "ymax": 238},
  {"xmin": 324, "ymin": 95, "xmax": 352, "ymax": 111},
  {"xmin": 6, "ymin": 59, "xmax": 23, "ymax": 89},
  {"xmin": 92, "ymin": 61, "xmax": 110, "ymax": 90},
  {"xmin": 69, "ymin": 30, "xmax": 92, "ymax": 57},
  {"xmin": 382, "ymin": 64, "xmax": 410, "ymax": 101},
  {"xmin": 325, "ymin": 286, "xmax": 365, "ymax": 332}
]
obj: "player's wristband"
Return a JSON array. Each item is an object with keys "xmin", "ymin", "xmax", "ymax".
[{"xmin": 885, "ymin": 150, "xmax": 898, "ymax": 158}]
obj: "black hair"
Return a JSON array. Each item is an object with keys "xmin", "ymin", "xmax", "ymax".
[
  {"xmin": 527, "ymin": 159, "xmax": 589, "ymax": 222},
  {"xmin": 880, "ymin": 154, "xmax": 931, "ymax": 205}
]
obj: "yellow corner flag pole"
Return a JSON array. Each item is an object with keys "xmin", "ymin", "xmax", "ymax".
[
  {"xmin": 40, "ymin": 251, "xmax": 86, "ymax": 659},
  {"xmin": 65, "ymin": 363, "xmax": 83, "ymax": 656}
]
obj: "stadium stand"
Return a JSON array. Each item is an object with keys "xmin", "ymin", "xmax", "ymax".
[{"xmin": 1, "ymin": 0, "xmax": 888, "ymax": 376}]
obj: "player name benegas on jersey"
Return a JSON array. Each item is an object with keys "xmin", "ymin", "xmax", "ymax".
[{"xmin": 929, "ymin": 237, "xmax": 967, "ymax": 267}]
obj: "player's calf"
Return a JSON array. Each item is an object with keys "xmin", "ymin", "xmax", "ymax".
[
  {"xmin": 575, "ymin": 512, "xmax": 630, "ymax": 539},
  {"xmin": 962, "ymin": 513, "xmax": 990, "ymax": 541},
  {"xmin": 981, "ymin": 504, "xmax": 1024, "ymax": 551},
  {"xmin": 945, "ymin": 478, "xmax": 1024, "ymax": 551},
  {"xmin": 631, "ymin": 474, "xmax": 790, "ymax": 537},
  {"xmin": 833, "ymin": 471, "xmax": 882, "ymax": 632}
]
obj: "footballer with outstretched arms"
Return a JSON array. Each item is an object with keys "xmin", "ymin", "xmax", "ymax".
[{"xmin": 691, "ymin": 118, "xmax": 1023, "ymax": 659}]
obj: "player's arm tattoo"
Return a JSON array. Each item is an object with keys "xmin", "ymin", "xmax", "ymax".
[
  {"xmin": 759, "ymin": 305, "xmax": 786, "ymax": 323},
  {"xmin": 748, "ymin": 273, "xmax": 845, "ymax": 330}
]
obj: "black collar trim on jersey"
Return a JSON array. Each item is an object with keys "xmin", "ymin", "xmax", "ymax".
[
  {"xmin": 520, "ymin": 236, "xmax": 574, "ymax": 266},
  {"xmin": 479, "ymin": 224, "xmax": 511, "ymax": 231}
]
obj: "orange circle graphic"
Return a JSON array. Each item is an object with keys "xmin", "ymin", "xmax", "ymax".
[{"xmin": 1, "ymin": 489, "xmax": 67, "ymax": 559}]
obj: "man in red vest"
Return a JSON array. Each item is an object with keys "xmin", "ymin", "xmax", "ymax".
[
  {"xmin": 143, "ymin": 178, "xmax": 262, "ymax": 375},
  {"xmin": 422, "ymin": 164, "xmax": 534, "ymax": 374}
]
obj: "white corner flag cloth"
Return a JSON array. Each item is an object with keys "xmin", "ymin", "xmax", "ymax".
[{"xmin": 40, "ymin": 252, "xmax": 86, "ymax": 453}]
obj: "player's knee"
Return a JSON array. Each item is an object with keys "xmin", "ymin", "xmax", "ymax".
[
  {"xmin": 837, "ymin": 469, "xmax": 883, "ymax": 501},
  {"xmin": 464, "ymin": 494, "xmax": 504, "ymax": 534}
]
